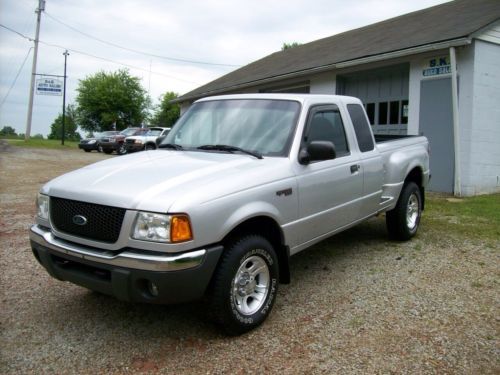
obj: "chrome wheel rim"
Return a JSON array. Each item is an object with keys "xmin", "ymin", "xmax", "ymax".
[
  {"xmin": 406, "ymin": 193, "xmax": 419, "ymax": 230},
  {"xmin": 232, "ymin": 255, "xmax": 270, "ymax": 315}
]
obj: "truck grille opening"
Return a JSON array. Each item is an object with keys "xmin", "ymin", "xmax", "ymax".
[{"xmin": 50, "ymin": 197, "xmax": 126, "ymax": 243}]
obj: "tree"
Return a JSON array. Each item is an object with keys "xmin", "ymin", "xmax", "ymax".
[
  {"xmin": 151, "ymin": 92, "xmax": 180, "ymax": 127},
  {"xmin": 48, "ymin": 104, "xmax": 81, "ymax": 141},
  {"xmin": 281, "ymin": 42, "xmax": 301, "ymax": 51},
  {"xmin": 0, "ymin": 126, "xmax": 17, "ymax": 137},
  {"xmin": 75, "ymin": 69, "xmax": 150, "ymax": 132}
]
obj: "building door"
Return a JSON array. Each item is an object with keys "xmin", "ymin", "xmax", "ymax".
[
  {"xmin": 419, "ymin": 78, "xmax": 454, "ymax": 193},
  {"xmin": 337, "ymin": 64, "xmax": 409, "ymax": 135}
]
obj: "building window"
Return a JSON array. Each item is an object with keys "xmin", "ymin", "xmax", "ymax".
[
  {"xmin": 389, "ymin": 101, "xmax": 399, "ymax": 125},
  {"xmin": 401, "ymin": 100, "xmax": 409, "ymax": 124},
  {"xmin": 366, "ymin": 103, "xmax": 375, "ymax": 125},
  {"xmin": 378, "ymin": 102, "xmax": 388, "ymax": 125}
]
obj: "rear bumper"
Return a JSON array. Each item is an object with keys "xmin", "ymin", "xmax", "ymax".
[{"xmin": 30, "ymin": 224, "xmax": 223, "ymax": 304}]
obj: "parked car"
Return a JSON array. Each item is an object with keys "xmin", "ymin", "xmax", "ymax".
[
  {"xmin": 78, "ymin": 131, "xmax": 120, "ymax": 153},
  {"xmin": 30, "ymin": 94, "xmax": 429, "ymax": 335},
  {"xmin": 99, "ymin": 127, "xmax": 149, "ymax": 155},
  {"xmin": 125, "ymin": 127, "xmax": 171, "ymax": 152}
]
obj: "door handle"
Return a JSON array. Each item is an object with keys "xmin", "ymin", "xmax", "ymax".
[{"xmin": 350, "ymin": 164, "xmax": 360, "ymax": 173}]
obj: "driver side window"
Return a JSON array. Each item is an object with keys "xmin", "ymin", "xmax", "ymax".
[{"xmin": 305, "ymin": 108, "xmax": 350, "ymax": 157}]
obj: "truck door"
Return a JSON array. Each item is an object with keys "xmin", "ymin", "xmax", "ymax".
[{"xmin": 294, "ymin": 105, "xmax": 363, "ymax": 245}]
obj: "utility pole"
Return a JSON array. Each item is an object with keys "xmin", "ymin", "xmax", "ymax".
[
  {"xmin": 61, "ymin": 50, "xmax": 69, "ymax": 145},
  {"xmin": 25, "ymin": 0, "xmax": 45, "ymax": 141}
]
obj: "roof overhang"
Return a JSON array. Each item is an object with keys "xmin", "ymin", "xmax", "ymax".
[{"xmin": 173, "ymin": 37, "xmax": 472, "ymax": 104}]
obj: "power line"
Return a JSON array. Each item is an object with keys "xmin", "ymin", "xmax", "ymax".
[
  {"xmin": 0, "ymin": 47, "xmax": 33, "ymax": 109},
  {"xmin": 44, "ymin": 12, "xmax": 241, "ymax": 68},
  {"xmin": 0, "ymin": 23, "xmax": 201, "ymax": 85}
]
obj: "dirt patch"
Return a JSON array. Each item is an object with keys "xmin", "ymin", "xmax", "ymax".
[{"xmin": 0, "ymin": 147, "xmax": 498, "ymax": 374}]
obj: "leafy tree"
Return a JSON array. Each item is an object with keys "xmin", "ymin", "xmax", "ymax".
[
  {"xmin": 281, "ymin": 42, "xmax": 301, "ymax": 51},
  {"xmin": 75, "ymin": 69, "xmax": 150, "ymax": 132},
  {"xmin": 48, "ymin": 104, "xmax": 81, "ymax": 141},
  {"xmin": 151, "ymin": 92, "xmax": 180, "ymax": 127},
  {"xmin": 0, "ymin": 126, "xmax": 17, "ymax": 136}
]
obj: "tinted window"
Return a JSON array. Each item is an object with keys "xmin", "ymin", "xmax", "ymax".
[
  {"xmin": 347, "ymin": 104, "xmax": 375, "ymax": 152},
  {"xmin": 366, "ymin": 103, "xmax": 375, "ymax": 125},
  {"xmin": 378, "ymin": 102, "xmax": 388, "ymax": 125},
  {"xmin": 306, "ymin": 109, "xmax": 349, "ymax": 157}
]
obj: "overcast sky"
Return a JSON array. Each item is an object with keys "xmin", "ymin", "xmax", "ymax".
[{"xmin": 0, "ymin": 0, "xmax": 450, "ymax": 136}]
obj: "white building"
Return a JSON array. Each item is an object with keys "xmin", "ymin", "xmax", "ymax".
[{"xmin": 175, "ymin": 0, "xmax": 500, "ymax": 195}]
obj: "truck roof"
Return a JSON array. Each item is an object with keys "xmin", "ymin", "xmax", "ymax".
[{"xmin": 196, "ymin": 93, "xmax": 363, "ymax": 106}]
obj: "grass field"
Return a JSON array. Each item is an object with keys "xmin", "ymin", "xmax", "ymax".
[{"xmin": 3, "ymin": 138, "xmax": 79, "ymax": 149}]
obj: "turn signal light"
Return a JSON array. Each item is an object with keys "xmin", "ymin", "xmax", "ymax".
[{"xmin": 170, "ymin": 215, "xmax": 193, "ymax": 243}]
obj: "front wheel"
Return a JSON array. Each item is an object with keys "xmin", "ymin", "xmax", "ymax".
[
  {"xmin": 117, "ymin": 143, "xmax": 127, "ymax": 155},
  {"xmin": 386, "ymin": 181, "xmax": 422, "ymax": 240},
  {"xmin": 145, "ymin": 143, "xmax": 156, "ymax": 151},
  {"xmin": 209, "ymin": 235, "xmax": 279, "ymax": 335}
]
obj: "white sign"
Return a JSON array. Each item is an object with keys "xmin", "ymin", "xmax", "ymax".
[
  {"xmin": 422, "ymin": 56, "xmax": 451, "ymax": 77},
  {"xmin": 36, "ymin": 78, "xmax": 63, "ymax": 96}
]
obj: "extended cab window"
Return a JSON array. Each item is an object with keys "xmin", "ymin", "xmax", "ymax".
[
  {"xmin": 304, "ymin": 107, "xmax": 349, "ymax": 157},
  {"xmin": 347, "ymin": 104, "xmax": 375, "ymax": 152}
]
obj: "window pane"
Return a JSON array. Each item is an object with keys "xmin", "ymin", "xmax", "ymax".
[
  {"xmin": 307, "ymin": 110, "xmax": 349, "ymax": 157},
  {"xmin": 401, "ymin": 100, "xmax": 409, "ymax": 124},
  {"xmin": 366, "ymin": 103, "xmax": 375, "ymax": 125},
  {"xmin": 389, "ymin": 101, "xmax": 399, "ymax": 125},
  {"xmin": 347, "ymin": 104, "xmax": 374, "ymax": 152},
  {"xmin": 378, "ymin": 102, "xmax": 388, "ymax": 125}
]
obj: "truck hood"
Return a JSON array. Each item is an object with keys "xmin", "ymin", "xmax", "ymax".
[{"xmin": 42, "ymin": 150, "xmax": 294, "ymax": 213}]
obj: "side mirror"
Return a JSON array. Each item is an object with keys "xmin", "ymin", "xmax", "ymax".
[
  {"xmin": 299, "ymin": 141, "xmax": 336, "ymax": 165},
  {"xmin": 156, "ymin": 135, "xmax": 166, "ymax": 146}
]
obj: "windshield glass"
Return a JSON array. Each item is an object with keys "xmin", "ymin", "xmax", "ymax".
[
  {"xmin": 161, "ymin": 99, "xmax": 301, "ymax": 157},
  {"xmin": 101, "ymin": 131, "xmax": 118, "ymax": 136},
  {"xmin": 147, "ymin": 129, "xmax": 163, "ymax": 136},
  {"xmin": 121, "ymin": 128, "xmax": 139, "ymax": 136}
]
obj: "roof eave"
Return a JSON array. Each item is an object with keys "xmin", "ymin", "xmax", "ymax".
[{"xmin": 173, "ymin": 37, "xmax": 472, "ymax": 103}]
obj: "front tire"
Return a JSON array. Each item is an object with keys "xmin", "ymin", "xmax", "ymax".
[
  {"xmin": 386, "ymin": 181, "xmax": 422, "ymax": 240},
  {"xmin": 84, "ymin": 149, "xmax": 91, "ymax": 153},
  {"xmin": 209, "ymin": 235, "xmax": 279, "ymax": 335},
  {"xmin": 117, "ymin": 143, "xmax": 127, "ymax": 155}
]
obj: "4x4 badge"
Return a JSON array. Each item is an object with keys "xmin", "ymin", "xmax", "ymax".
[{"xmin": 72, "ymin": 215, "xmax": 88, "ymax": 226}]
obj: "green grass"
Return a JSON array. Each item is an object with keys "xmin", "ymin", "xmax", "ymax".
[
  {"xmin": 3, "ymin": 138, "xmax": 79, "ymax": 150},
  {"xmin": 424, "ymin": 193, "xmax": 500, "ymax": 241}
]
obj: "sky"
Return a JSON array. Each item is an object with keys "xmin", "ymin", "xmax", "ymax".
[{"xmin": 0, "ymin": 0, "xmax": 450, "ymax": 137}]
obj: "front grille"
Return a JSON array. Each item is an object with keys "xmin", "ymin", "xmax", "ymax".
[
  {"xmin": 126, "ymin": 139, "xmax": 135, "ymax": 144},
  {"xmin": 50, "ymin": 197, "xmax": 126, "ymax": 243}
]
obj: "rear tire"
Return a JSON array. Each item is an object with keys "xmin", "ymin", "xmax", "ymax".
[
  {"xmin": 386, "ymin": 181, "xmax": 422, "ymax": 241},
  {"xmin": 208, "ymin": 235, "xmax": 279, "ymax": 335}
]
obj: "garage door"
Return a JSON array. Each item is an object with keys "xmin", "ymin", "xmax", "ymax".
[{"xmin": 337, "ymin": 64, "xmax": 409, "ymax": 135}]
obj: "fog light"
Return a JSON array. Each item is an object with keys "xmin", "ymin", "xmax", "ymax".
[{"xmin": 148, "ymin": 281, "xmax": 159, "ymax": 297}]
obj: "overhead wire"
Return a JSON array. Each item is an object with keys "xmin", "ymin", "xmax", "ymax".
[
  {"xmin": 44, "ymin": 12, "xmax": 241, "ymax": 68},
  {"xmin": 0, "ymin": 47, "xmax": 33, "ymax": 109},
  {"xmin": 0, "ymin": 23, "xmax": 201, "ymax": 84}
]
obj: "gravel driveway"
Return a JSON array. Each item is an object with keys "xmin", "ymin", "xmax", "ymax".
[{"xmin": 1, "ymin": 144, "xmax": 498, "ymax": 374}]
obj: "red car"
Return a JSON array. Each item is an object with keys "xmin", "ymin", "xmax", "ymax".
[{"xmin": 99, "ymin": 128, "xmax": 149, "ymax": 155}]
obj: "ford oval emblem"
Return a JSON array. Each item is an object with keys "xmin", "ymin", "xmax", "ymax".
[{"xmin": 72, "ymin": 215, "xmax": 88, "ymax": 226}]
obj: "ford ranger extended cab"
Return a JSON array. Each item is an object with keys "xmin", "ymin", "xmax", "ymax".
[{"xmin": 30, "ymin": 94, "xmax": 430, "ymax": 334}]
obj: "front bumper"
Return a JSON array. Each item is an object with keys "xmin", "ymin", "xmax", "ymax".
[
  {"xmin": 78, "ymin": 143, "xmax": 97, "ymax": 151},
  {"xmin": 30, "ymin": 224, "xmax": 223, "ymax": 304},
  {"xmin": 124, "ymin": 143, "xmax": 144, "ymax": 152}
]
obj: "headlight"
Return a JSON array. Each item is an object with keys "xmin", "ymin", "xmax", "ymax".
[
  {"xmin": 88, "ymin": 139, "xmax": 96, "ymax": 144},
  {"xmin": 132, "ymin": 212, "xmax": 192, "ymax": 243},
  {"xmin": 134, "ymin": 139, "xmax": 143, "ymax": 144},
  {"xmin": 37, "ymin": 193, "xmax": 49, "ymax": 220}
]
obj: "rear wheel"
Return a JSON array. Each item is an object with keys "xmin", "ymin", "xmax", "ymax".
[
  {"xmin": 386, "ymin": 181, "xmax": 422, "ymax": 240},
  {"xmin": 209, "ymin": 235, "xmax": 279, "ymax": 335}
]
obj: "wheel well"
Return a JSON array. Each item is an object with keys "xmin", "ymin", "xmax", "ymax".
[
  {"xmin": 405, "ymin": 167, "xmax": 425, "ymax": 210},
  {"xmin": 223, "ymin": 216, "xmax": 290, "ymax": 284}
]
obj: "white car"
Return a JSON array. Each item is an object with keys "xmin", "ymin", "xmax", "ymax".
[{"xmin": 124, "ymin": 127, "xmax": 171, "ymax": 152}]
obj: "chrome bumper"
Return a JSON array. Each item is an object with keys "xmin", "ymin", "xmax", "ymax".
[{"xmin": 29, "ymin": 225, "xmax": 206, "ymax": 272}]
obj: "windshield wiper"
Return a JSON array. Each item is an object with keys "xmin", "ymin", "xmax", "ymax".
[
  {"xmin": 197, "ymin": 144, "xmax": 263, "ymax": 159},
  {"xmin": 158, "ymin": 143, "xmax": 184, "ymax": 150}
]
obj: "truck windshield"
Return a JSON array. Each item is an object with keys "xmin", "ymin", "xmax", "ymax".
[{"xmin": 161, "ymin": 99, "xmax": 301, "ymax": 157}]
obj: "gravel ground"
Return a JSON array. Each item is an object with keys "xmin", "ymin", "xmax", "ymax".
[{"xmin": 0, "ymin": 143, "xmax": 498, "ymax": 374}]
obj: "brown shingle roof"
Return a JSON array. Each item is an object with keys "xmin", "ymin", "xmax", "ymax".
[{"xmin": 177, "ymin": 0, "xmax": 500, "ymax": 102}]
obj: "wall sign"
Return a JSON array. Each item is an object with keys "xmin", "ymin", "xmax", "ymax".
[
  {"xmin": 422, "ymin": 56, "xmax": 451, "ymax": 77},
  {"xmin": 36, "ymin": 78, "xmax": 63, "ymax": 95}
]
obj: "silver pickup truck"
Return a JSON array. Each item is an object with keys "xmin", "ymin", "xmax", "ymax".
[{"xmin": 30, "ymin": 94, "xmax": 430, "ymax": 334}]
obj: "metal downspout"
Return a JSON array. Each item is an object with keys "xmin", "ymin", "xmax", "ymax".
[{"xmin": 450, "ymin": 47, "xmax": 461, "ymax": 196}]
